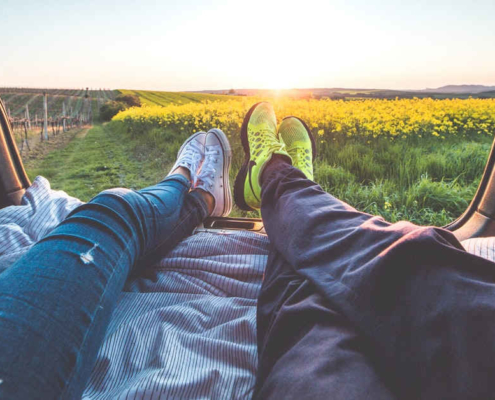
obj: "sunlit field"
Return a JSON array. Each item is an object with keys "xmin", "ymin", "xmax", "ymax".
[
  {"xmin": 110, "ymin": 97, "xmax": 495, "ymax": 225},
  {"xmin": 118, "ymin": 89, "xmax": 240, "ymax": 106}
]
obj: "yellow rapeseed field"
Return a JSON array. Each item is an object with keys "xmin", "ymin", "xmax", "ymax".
[
  {"xmin": 111, "ymin": 97, "xmax": 495, "ymax": 225},
  {"xmin": 113, "ymin": 97, "xmax": 495, "ymax": 140}
]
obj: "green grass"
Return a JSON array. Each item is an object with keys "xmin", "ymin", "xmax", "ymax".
[
  {"xmin": 311, "ymin": 137, "xmax": 490, "ymax": 225},
  {"xmin": 25, "ymin": 125, "xmax": 169, "ymax": 200},
  {"xmin": 118, "ymin": 89, "xmax": 241, "ymax": 106},
  {"xmin": 25, "ymin": 121, "xmax": 492, "ymax": 227}
]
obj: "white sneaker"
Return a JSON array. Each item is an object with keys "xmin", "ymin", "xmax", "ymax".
[
  {"xmin": 196, "ymin": 129, "xmax": 232, "ymax": 217},
  {"xmin": 168, "ymin": 131, "xmax": 207, "ymax": 185}
]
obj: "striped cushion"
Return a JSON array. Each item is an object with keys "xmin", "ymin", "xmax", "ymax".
[{"xmin": 462, "ymin": 237, "xmax": 495, "ymax": 262}]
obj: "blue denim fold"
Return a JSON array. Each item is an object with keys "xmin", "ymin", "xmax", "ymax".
[{"xmin": 0, "ymin": 174, "xmax": 208, "ymax": 399}]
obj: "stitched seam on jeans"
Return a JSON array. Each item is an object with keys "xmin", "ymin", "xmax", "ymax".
[
  {"xmin": 187, "ymin": 191, "xmax": 209, "ymax": 219},
  {"xmin": 60, "ymin": 240, "xmax": 134, "ymax": 399},
  {"xmin": 139, "ymin": 187, "xmax": 191, "ymax": 257},
  {"xmin": 144, "ymin": 207, "xmax": 197, "ymax": 258}
]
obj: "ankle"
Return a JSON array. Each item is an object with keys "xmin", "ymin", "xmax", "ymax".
[
  {"xmin": 261, "ymin": 154, "xmax": 291, "ymax": 186},
  {"xmin": 172, "ymin": 166, "xmax": 191, "ymax": 182},
  {"xmin": 195, "ymin": 188, "xmax": 215, "ymax": 215}
]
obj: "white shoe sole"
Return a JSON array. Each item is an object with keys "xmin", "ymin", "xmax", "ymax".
[{"xmin": 208, "ymin": 128, "xmax": 232, "ymax": 217}]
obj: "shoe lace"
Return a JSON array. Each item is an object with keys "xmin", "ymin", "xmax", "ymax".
[
  {"xmin": 197, "ymin": 146, "xmax": 220, "ymax": 190},
  {"xmin": 269, "ymin": 140, "xmax": 287, "ymax": 154},
  {"xmin": 181, "ymin": 140, "xmax": 203, "ymax": 181},
  {"xmin": 263, "ymin": 137, "xmax": 289, "ymax": 161},
  {"xmin": 252, "ymin": 128, "xmax": 286, "ymax": 153}
]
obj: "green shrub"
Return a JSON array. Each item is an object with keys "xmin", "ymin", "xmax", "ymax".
[
  {"xmin": 115, "ymin": 94, "xmax": 141, "ymax": 107},
  {"xmin": 100, "ymin": 101, "xmax": 127, "ymax": 122}
]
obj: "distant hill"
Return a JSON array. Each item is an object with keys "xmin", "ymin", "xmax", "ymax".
[
  {"xmin": 477, "ymin": 90, "xmax": 495, "ymax": 97},
  {"xmin": 195, "ymin": 86, "xmax": 495, "ymax": 100},
  {"xmin": 194, "ymin": 88, "xmax": 384, "ymax": 98},
  {"xmin": 421, "ymin": 85, "xmax": 495, "ymax": 94}
]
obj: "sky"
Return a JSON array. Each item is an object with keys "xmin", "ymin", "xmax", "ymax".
[{"xmin": 1, "ymin": 0, "xmax": 495, "ymax": 91}]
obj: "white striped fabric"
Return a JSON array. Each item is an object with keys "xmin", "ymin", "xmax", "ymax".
[
  {"xmin": 461, "ymin": 236, "xmax": 495, "ymax": 261},
  {"xmin": 0, "ymin": 176, "xmax": 269, "ymax": 399},
  {"xmin": 0, "ymin": 176, "xmax": 83, "ymax": 271},
  {"xmin": 83, "ymin": 230, "xmax": 268, "ymax": 399}
]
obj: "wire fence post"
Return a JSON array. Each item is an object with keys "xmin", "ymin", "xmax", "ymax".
[
  {"xmin": 20, "ymin": 120, "xmax": 30, "ymax": 153},
  {"xmin": 25, "ymin": 104, "xmax": 31, "ymax": 129},
  {"xmin": 62, "ymin": 101, "xmax": 67, "ymax": 132},
  {"xmin": 43, "ymin": 92, "xmax": 48, "ymax": 141}
]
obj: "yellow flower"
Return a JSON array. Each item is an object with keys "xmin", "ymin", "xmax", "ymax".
[{"xmin": 111, "ymin": 96, "xmax": 495, "ymax": 146}]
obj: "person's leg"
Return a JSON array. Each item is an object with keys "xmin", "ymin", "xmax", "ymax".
[
  {"xmin": 257, "ymin": 154, "xmax": 495, "ymax": 399},
  {"xmin": 254, "ymin": 156, "xmax": 399, "ymax": 399},
  {"xmin": 255, "ymin": 246, "xmax": 395, "ymax": 399},
  {"xmin": 235, "ymin": 103, "xmax": 396, "ymax": 398},
  {"xmin": 233, "ymin": 103, "xmax": 495, "ymax": 399},
  {"xmin": 0, "ymin": 174, "xmax": 209, "ymax": 399}
]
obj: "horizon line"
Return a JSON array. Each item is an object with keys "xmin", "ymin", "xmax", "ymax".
[{"xmin": 1, "ymin": 84, "xmax": 495, "ymax": 93}]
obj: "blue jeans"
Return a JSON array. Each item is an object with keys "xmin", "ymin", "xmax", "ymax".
[{"xmin": 0, "ymin": 174, "xmax": 208, "ymax": 399}]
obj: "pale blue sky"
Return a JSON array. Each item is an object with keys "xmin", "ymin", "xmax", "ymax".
[{"xmin": 1, "ymin": 0, "xmax": 494, "ymax": 90}]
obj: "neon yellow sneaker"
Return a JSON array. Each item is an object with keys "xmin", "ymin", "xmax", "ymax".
[
  {"xmin": 234, "ymin": 102, "xmax": 291, "ymax": 211},
  {"xmin": 277, "ymin": 116, "xmax": 316, "ymax": 180}
]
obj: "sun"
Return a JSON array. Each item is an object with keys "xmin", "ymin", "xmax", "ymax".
[{"xmin": 258, "ymin": 69, "xmax": 299, "ymax": 91}]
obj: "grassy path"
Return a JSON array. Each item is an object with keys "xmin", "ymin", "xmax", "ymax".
[
  {"xmin": 21, "ymin": 128, "xmax": 87, "ymax": 161},
  {"xmin": 23, "ymin": 122, "xmax": 258, "ymax": 217},
  {"xmin": 25, "ymin": 124, "xmax": 169, "ymax": 201}
]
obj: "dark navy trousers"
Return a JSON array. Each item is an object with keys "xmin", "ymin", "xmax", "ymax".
[{"xmin": 255, "ymin": 156, "xmax": 495, "ymax": 400}]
